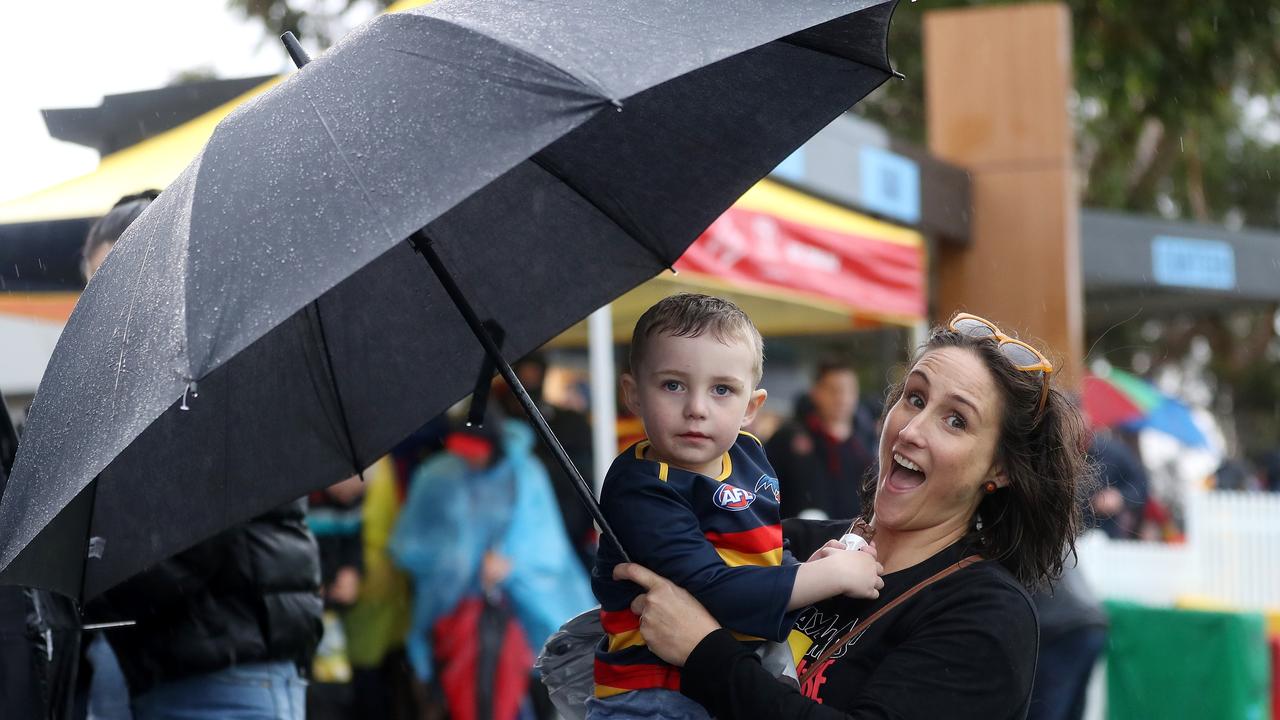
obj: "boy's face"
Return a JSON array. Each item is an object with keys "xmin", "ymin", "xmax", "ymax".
[{"xmin": 622, "ymin": 331, "xmax": 766, "ymax": 477}]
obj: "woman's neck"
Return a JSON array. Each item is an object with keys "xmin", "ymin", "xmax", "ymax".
[{"xmin": 870, "ymin": 519, "xmax": 970, "ymax": 575}]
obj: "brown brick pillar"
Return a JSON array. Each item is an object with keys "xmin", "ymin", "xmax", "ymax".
[{"xmin": 925, "ymin": 3, "xmax": 1083, "ymax": 387}]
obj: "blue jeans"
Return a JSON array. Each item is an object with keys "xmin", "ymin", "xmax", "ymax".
[
  {"xmin": 586, "ymin": 689, "xmax": 711, "ymax": 720},
  {"xmin": 1029, "ymin": 627, "xmax": 1107, "ymax": 720},
  {"xmin": 131, "ymin": 661, "xmax": 306, "ymax": 720},
  {"xmin": 87, "ymin": 633, "xmax": 133, "ymax": 720}
]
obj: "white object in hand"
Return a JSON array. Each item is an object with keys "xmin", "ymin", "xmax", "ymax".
[{"xmin": 840, "ymin": 533, "xmax": 868, "ymax": 552}]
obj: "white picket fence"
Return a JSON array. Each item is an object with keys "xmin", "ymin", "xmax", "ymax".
[{"xmin": 1077, "ymin": 490, "xmax": 1280, "ymax": 611}]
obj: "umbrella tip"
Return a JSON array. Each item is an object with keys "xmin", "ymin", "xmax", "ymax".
[
  {"xmin": 281, "ymin": 31, "xmax": 312, "ymax": 69},
  {"xmin": 892, "ymin": 70, "xmax": 906, "ymax": 81}
]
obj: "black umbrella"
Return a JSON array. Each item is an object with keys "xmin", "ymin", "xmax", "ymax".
[{"xmin": 0, "ymin": 0, "xmax": 899, "ymax": 601}]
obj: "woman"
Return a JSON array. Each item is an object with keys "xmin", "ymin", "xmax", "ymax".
[{"xmin": 614, "ymin": 314, "xmax": 1092, "ymax": 719}]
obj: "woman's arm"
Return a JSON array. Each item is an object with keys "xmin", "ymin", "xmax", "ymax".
[
  {"xmin": 682, "ymin": 629, "xmax": 854, "ymax": 720},
  {"xmin": 618, "ymin": 561, "xmax": 1037, "ymax": 720},
  {"xmin": 616, "ymin": 563, "xmax": 854, "ymax": 719}
]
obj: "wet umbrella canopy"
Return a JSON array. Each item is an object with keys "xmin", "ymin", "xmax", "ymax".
[{"xmin": 0, "ymin": 0, "xmax": 899, "ymax": 600}]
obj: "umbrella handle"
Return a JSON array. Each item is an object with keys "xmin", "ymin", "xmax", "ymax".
[{"xmin": 408, "ymin": 229, "xmax": 631, "ymax": 564}]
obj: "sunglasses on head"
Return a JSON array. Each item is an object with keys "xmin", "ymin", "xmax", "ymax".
[{"xmin": 947, "ymin": 313, "xmax": 1054, "ymax": 418}]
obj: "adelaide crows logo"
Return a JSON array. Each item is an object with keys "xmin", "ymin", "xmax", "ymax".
[
  {"xmin": 754, "ymin": 474, "xmax": 781, "ymax": 503},
  {"xmin": 713, "ymin": 484, "xmax": 757, "ymax": 511}
]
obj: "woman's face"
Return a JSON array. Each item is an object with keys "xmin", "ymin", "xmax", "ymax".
[{"xmin": 874, "ymin": 347, "xmax": 1007, "ymax": 537}]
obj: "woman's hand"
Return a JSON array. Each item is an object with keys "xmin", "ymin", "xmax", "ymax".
[{"xmin": 614, "ymin": 563, "xmax": 721, "ymax": 667}]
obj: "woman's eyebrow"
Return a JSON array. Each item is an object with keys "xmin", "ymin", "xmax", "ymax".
[{"xmin": 947, "ymin": 392, "xmax": 983, "ymax": 421}]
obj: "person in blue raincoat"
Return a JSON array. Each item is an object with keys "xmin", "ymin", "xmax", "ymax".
[{"xmin": 390, "ymin": 413, "xmax": 595, "ymax": 712}]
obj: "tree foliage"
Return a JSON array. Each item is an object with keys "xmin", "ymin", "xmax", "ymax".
[
  {"xmin": 864, "ymin": 1, "xmax": 1280, "ymax": 228},
  {"xmin": 228, "ymin": 0, "xmax": 390, "ymax": 49}
]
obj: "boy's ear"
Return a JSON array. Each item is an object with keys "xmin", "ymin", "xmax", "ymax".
[
  {"xmin": 620, "ymin": 373, "xmax": 642, "ymax": 416},
  {"xmin": 741, "ymin": 387, "xmax": 767, "ymax": 428}
]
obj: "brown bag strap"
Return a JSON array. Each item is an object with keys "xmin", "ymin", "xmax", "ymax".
[{"xmin": 795, "ymin": 553, "xmax": 984, "ymax": 686}]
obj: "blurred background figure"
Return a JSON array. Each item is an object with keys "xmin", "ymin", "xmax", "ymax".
[
  {"xmin": 766, "ymin": 358, "xmax": 878, "ymax": 520},
  {"xmin": 493, "ymin": 353, "xmax": 597, "ymax": 571},
  {"xmin": 1086, "ymin": 430, "xmax": 1149, "ymax": 539},
  {"xmin": 307, "ymin": 456, "xmax": 418, "ymax": 720},
  {"xmin": 306, "ymin": 472, "xmax": 366, "ymax": 718},
  {"xmin": 1028, "ymin": 563, "xmax": 1108, "ymax": 720},
  {"xmin": 1261, "ymin": 449, "xmax": 1280, "ymax": 493},
  {"xmin": 390, "ymin": 410, "xmax": 594, "ymax": 720}
]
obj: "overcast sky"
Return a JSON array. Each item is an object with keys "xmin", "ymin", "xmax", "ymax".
[{"xmin": 0, "ymin": 1, "xmax": 368, "ymax": 202}]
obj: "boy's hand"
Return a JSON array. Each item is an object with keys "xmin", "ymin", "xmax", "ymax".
[
  {"xmin": 788, "ymin": 540, "xmax": 883, "ymax": 609},
  {"xmin": 807, "ymin": 539, "xmax": 877, "ymax": 563},
  {"xmin": 818, "ymin": 547, "xmax": 883, "ymax": 599}
]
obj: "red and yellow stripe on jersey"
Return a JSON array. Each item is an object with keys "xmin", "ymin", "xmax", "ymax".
[{"xmin": 591, "ymin": 432, "xmax": 799, "ymax": 699}]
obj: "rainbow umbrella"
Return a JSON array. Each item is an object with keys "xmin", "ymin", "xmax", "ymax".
[{"xmin": 1082, "ymin": 369, "xmax": 1208, "ymax": 448}]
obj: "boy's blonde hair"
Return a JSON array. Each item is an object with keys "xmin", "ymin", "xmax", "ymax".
[{"xmin": 629, "ymin": 293, "xmax": 764, "ymax": 386}]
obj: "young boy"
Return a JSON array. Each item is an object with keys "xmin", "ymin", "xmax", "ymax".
[{"xmin": 589, "ymin": 294, "xmax": 882, "ymax": 719}]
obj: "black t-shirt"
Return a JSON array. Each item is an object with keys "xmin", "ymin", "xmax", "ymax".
[{"xmin": 681, "ymin": 521, "xmax": 1039, "ymax": 719}]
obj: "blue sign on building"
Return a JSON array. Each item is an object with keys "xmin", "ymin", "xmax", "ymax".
[
  {"xmin": 1151, "ymin": 236, "xmax": 1236, "ymax": 290},
  {"xmin": 858, "ymin": 146, "xmax": 921, "ymax": 224},
  {"xmin": 771, "ymin": 147, "xmax": 806, "ymax": 184}
]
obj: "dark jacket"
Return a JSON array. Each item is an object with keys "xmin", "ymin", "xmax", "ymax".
[
  {"xmin": 766, "ymin": 403, "xmax": 878, "ymax": 520},
  {"xmin": 88, "ymin": 499, "xmax": 323, "ymax": 694}
]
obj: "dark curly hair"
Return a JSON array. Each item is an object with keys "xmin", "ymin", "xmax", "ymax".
[
  {"xmin": 80, "ymin": 189, "xmax": 161, "ymax": 280},
  {"xmin": 858, "ymin": 322, "xmax": 1096, "ymax": 588}
]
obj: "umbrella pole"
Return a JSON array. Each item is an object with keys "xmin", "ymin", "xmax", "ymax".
[
  {"xmin": 407, "ymin": 230, "xmax": 631, "ymax": 563},
  {"xmin": 465, "ymin": 321, "xmax": 505, "ymax": 429}
]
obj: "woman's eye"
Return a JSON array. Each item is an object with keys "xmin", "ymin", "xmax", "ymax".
[
  {"xmin": 712, "ymin": 385, "xmax": 733, "ymax": 396},
  {"xmin": 947, "ymin": 413, "xmax": 967, "ymax": 430},
  {"xmin": 907, "ymin": 391, "xmax": 925, "ymax": 408}
]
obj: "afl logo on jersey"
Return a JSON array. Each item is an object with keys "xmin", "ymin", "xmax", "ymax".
[{"xmin": 714, "ymin": 484, "xmax": 757, "ymax": 511}]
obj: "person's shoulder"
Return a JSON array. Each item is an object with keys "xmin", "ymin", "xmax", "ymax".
[
  {"xmin": 733, "ymin": 430, "xmax": 768, "ymax": 457},
  {"xmin": 926, "ymin": 556, "xmax": 1037, "ymax": 629},
  {"xmin": 601, "ymin": 442, "xmax": 669, "ymax": 494}
]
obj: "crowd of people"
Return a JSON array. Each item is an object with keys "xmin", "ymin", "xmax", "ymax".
[{"xmin": 0, "ymin": 190, "xmax": 1215, "ymax": 720}]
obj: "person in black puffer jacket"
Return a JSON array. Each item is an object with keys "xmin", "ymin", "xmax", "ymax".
[
  {"xmin": 80, "ymin": 192, "xmax": 323, "ymax": 720},
  {"xmin": 88, "ymin": 499, "xmax": 323, "ymax": 716}
]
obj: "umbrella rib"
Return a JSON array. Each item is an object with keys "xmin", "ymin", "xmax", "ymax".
[
  {"xmin": 111, "ymin": 240, "xmax": 158, "ymax": 422},
  {"xmin": 307, "ymin": 301, "xmax": 362, "ymax": 476},
  {"xmin": 528, "ymin": 152, "xmax": 673, "ymax": 270},
  {"xmin": 300, "ymin": 90, "xmax": 398, "ymax": 246},
  {"xmin": 776, "ymin": 36, "xmax": 888, "ymax": 74},
  {"xmin": 398, "ymin": 13, "xmax": 619, "ymax": 103}
]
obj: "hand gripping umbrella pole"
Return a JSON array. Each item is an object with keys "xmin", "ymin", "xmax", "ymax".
[{"xmin": 280, "ymin": 34, "xmax": 630, "ymax": 563}]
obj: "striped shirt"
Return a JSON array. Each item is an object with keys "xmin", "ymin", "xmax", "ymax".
[{"xmin": 591, "ymin": 432, "xmax": 800, "ymax": 698}]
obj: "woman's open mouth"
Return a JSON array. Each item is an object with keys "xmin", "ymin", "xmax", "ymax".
[{"xmin": 886, "ymin": 452, "xmax": 926, "ymax": 492}]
